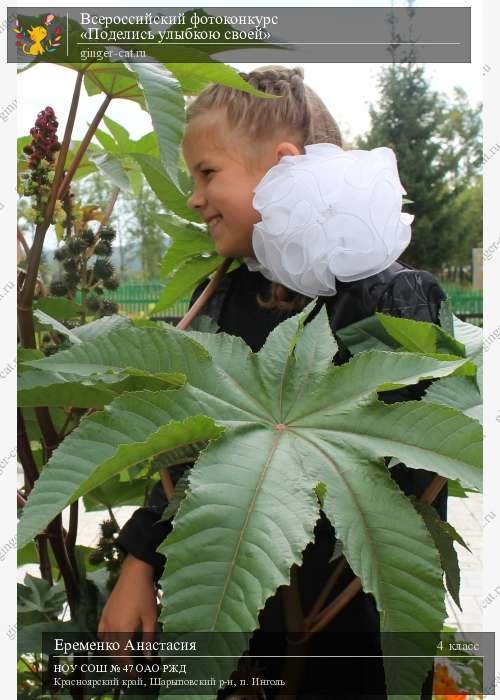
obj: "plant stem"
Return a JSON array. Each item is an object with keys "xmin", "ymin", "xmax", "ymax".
[
  {"xmin": 159, "ymin": 469, "xmax": 175, "ymax": 500},
  {"xmin": 304, "ymin": 474, "xmax": 448, "ymax": 639},
  {"xmin": 17, "ymin": 490, "xmax": 27, "ymax": 508},
  {"xmin": 36, "ymin": 534, "xmax": 54, "ymax": 586},
  {"xmin": 57, "ymin": 409, "xmax": 75, "ymax": 441},
  {"xmin": 107, "ymin": 507, "xmax": 119, "ymax": 531},
  {"xmin": 18, "ymin": 408, "xmax": 38, "ymax": 493},
  {"xmin": 57, "ymin": 94, "xmax": 113, "ymax": 201},
  {"xmin": 35, "ymin": 407, "xmax": 60, "ymax": 461},
  {"xmin": 176, "ymin": 258, "xmax": 233, "ymax": 330},
  {"xmin": 306, "ymin": 578, "xmax": 363, "ymax": 638},
  {"xmin": 98, "ymin": 186, "xmax": 120, "ymax": 230},
  {"xmin": 66, "ymin": 499, "xmax": 81, "ymax": 584},
  {"xmin": 47, "ymin": 515, "xmax": 80, "ymax": 615},
  {"xmin": 67, "ymin": 501, "xmax": 79, "ymax": 553},
  {"xmin": 304, "ymin": 557, "xmax": 348, "ymax": 628},
  {"xmin": 277, "ymin": 564, "xmax": 308, "ymax": 700},
  {"xmin": 18, "ymin": 409, "xmax": 53, "ymax": 584},
  {"xmin": 421, "ymin": 475, "xmax": 447, "ymax": 504}
]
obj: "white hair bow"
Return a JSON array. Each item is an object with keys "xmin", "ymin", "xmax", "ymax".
[{"xmin": 245, "ymin": 143, "xmax": 413, "ymax": 296}]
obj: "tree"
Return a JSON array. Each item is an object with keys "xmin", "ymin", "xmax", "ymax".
[
  {"xmin": 133, "ymin": 181, "xmax": 169, "ymax": 279},
  {"xmin": 357, "ymin": 64, "xmax": 482, "ymax": 273}
]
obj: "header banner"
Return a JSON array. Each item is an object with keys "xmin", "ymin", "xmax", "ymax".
[{"xmin": 8, "ymin": 7, "xmax": 471, "ymax": 64}]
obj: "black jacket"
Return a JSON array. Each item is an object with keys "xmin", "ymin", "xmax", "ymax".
[{"xmin": 116, "ymin": 261, "xmax": 447, "ymax": 698}]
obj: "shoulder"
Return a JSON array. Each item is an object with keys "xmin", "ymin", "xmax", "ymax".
[
  {"xmin": 372, "ymin": 263, "xmax": 446, "ymax": 324},
  {"xmin": 329, "ymin": 262, "xmax": 446, "ymax": 329}
]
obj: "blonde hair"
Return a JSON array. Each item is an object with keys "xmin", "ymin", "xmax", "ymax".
[{"xmin": 187, "ymin": 65, "xmax": 343, "ymax": 313}]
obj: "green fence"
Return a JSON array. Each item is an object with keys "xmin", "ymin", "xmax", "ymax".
[
  {"xmin": 441, "ymin": 283, "xmax": 483, "ymax": 326},
  {"xmin": 94, "ymin": 282, "xmax": 190, "ymax": 317},
  {"xmin": 97, "ymin": 280, "xmax": 483, "ymax": 325}
]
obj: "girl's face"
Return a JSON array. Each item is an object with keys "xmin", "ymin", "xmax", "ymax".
[{"xmin": 183, "ymin": 114, "xmax": 299, "ymax": 259}]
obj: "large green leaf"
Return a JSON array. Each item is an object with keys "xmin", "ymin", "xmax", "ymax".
[
  {"xmin": 133, "ymin": 154, "xmax": 200, "ymax": 222},
  {"xmin": 155, "ymin": 214, "xmax": 215, "ymax": 275},
  {"xmin": 423, "ymin": 375, "xmax": 482, "ymax": 423},
  {"xmin": 18, "ymin": 323, "xmax": 206, "ymax": 406},
  {"xmin": 17, "ymin": 366, "xmax": 179, "ymax": 408},
  {"xmin": 18, "ymin": 574, "xmax": 66, "ymax": 616},
  {"xmin": 83, "ymin": 64, "xmax": 145, "ymax": 107},
  {"xmin": 18, "ymin": 309, "xmax": 481, "ymax": 697},
  {"xmin": 412, "ymin": 498, "xmax": 470, "ymax": 611},
  {"xmin": 89, "ymin": 151, "xmax": 132, "ymax": 192},
  {"xmin": 153, "ymin": 254, "xmax": 223, "ymax": 312},
  {"xmin": 452, "ymin": 315, "xmax": 482, "ymax": 355},
  {"xmin": 127, "ymin": 63, "xmax": 185, "ymax": 191},
  {"xmin": 18, "ymin": 620, "xmax": 82, "ymax": 658},
  {"xmin": 83, "ymin": 475, "xmax": 149, "ymax": 510},
  {"xmin": 93, "ymin": 125, "xmax": 120, "ymax": 155},
  {"xmin": 22, "ymin": 324, "xmax": 209, "ymax": 379},
  {"xmin": 102, "ymin": 115, "xmax": 131, "ymax": 152},
  {"xmin": 165, "ymin": 62, "xmax": 278, "ymax": 97},
  {"xmin": 33, "ymin": 297, "xmax": 81, "ymax": 320},
  {"xmin": 18, "ymin": 411, "xmax": 225, "ymax": 548},
  {"xmin": 339, "ymin": 311, "xmax": 480, "ymax": 360},
  {"xmin": 376, "ymin": 312, "xmax": 465, "ymax": 357},
  {"xmin": 33, "ymin": 309, "xmax": 82, "ymax": 343},
  {"xmin": 71, "ymin": 314, "xmax": 131, "ymax": 341}
]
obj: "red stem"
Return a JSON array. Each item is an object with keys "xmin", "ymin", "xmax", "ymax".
[
  {"xmin": 176, "ymin": 258, "xmax": 232, "ymax": 330},
  {"xmin": 18, "ymin": 409, "xmax": 53, "ymax": 584},
  {"xmin": 304, "ymin": 475, "xmax": 448, "ymax": 639},
  {"xmin": 57, "ymin": 94, "xmax": 112, "ymax": 201}
]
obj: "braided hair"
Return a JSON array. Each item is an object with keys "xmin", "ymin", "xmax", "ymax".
[{"xmin": 186, "ymin": 65, "xmax": 343, "ymax": 312}]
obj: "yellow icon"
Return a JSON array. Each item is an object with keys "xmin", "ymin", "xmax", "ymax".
[
  {"xmin": 13, "ymin": 13, "xmax": 62, "ymax": 56},
  {"xmin": 24, "ymin": 25, "xmax": 48, "ymax": 55}
]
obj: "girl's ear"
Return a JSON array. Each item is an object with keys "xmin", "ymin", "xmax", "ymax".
[{"xmin": 276, "ymin": 142, "xmax": 301, "ymax": 161}]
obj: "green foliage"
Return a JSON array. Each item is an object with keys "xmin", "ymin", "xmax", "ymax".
[
  {"xmin": 18, "ymin": 308, "xmax": 482, "ymax": 697},
  {"xmin": 412, "ymin": 498, "xmax": 470, "ymax": 611},
  {"xmin": 127, "ymin": 63, "xmax": 186, "ymax": 191}
]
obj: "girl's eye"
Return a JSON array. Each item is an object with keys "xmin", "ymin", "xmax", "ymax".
[{"xmin": 201, "ymin": 168, "xmax": 215, "ymax": 178}]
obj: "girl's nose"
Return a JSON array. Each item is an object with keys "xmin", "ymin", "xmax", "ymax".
[{"xmin": 187, "ymin": 186, "xmax": 206, "ymax": 211}]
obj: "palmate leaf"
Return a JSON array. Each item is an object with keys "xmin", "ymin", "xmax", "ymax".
[
  {"xmin": 165, "ymin": 61, "xmax": 276, "ymax": 96},
  {"xmin": 89, "ymin": 151, "xmax": 132, "ymax": 192},
  {"xmin": 153, "ymin": 255, "xmax": 223, "ymax": 312},
  {"xmin": 339, "ymin": 311, "xmax": 483, "ymax": 430},
  {"xmin": 83, "ymin": 64, "xmax": 145, "ymax": 106},
  {"xmin": 33, "ymin": 297, "xmax": 81, "ymax": 320},
  {"xmin": 157, "ymin": 309, "xmax": 480, "ymax": 698},
  {"xmin": 423, "ymin": 375, "xmax": 482, "ymax": 423},
  {"xmin": 412, "ymin": 498, "xmax": 470, "ymax": 611},
  {"xmin": 155, "ymin": 213, "xmax": 215, "ymax": 276},
  {"xmin": 18, "ymin": 409, "xmax": 225, "ymax": 548},
  {"xmin": 126, "ymin": 63, "xmax": 185, "ymax": 191},
  {"xmin": 18, "ymin": 324, "xmax": 207, "ymax": 407},
  {"xmin": 339, "ymin": 310, "xmax": 481, "ymax": 360},
  {"xmin": 18, "ymin": 308, "xmax": 482, "ymax": 698},
  {"xmin": 133, "ymin": 153, "xmax": 200, "ymax": 222}
]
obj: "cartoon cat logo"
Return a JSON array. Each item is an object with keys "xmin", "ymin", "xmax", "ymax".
[{"xmin": 13, "ymin": 14, "xmax": 62, "ymax": 56}]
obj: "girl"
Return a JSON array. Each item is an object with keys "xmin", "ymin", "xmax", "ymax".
[{"xmin": 98, "ymin": 65, "xmax": 447, "ymax": 698}]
